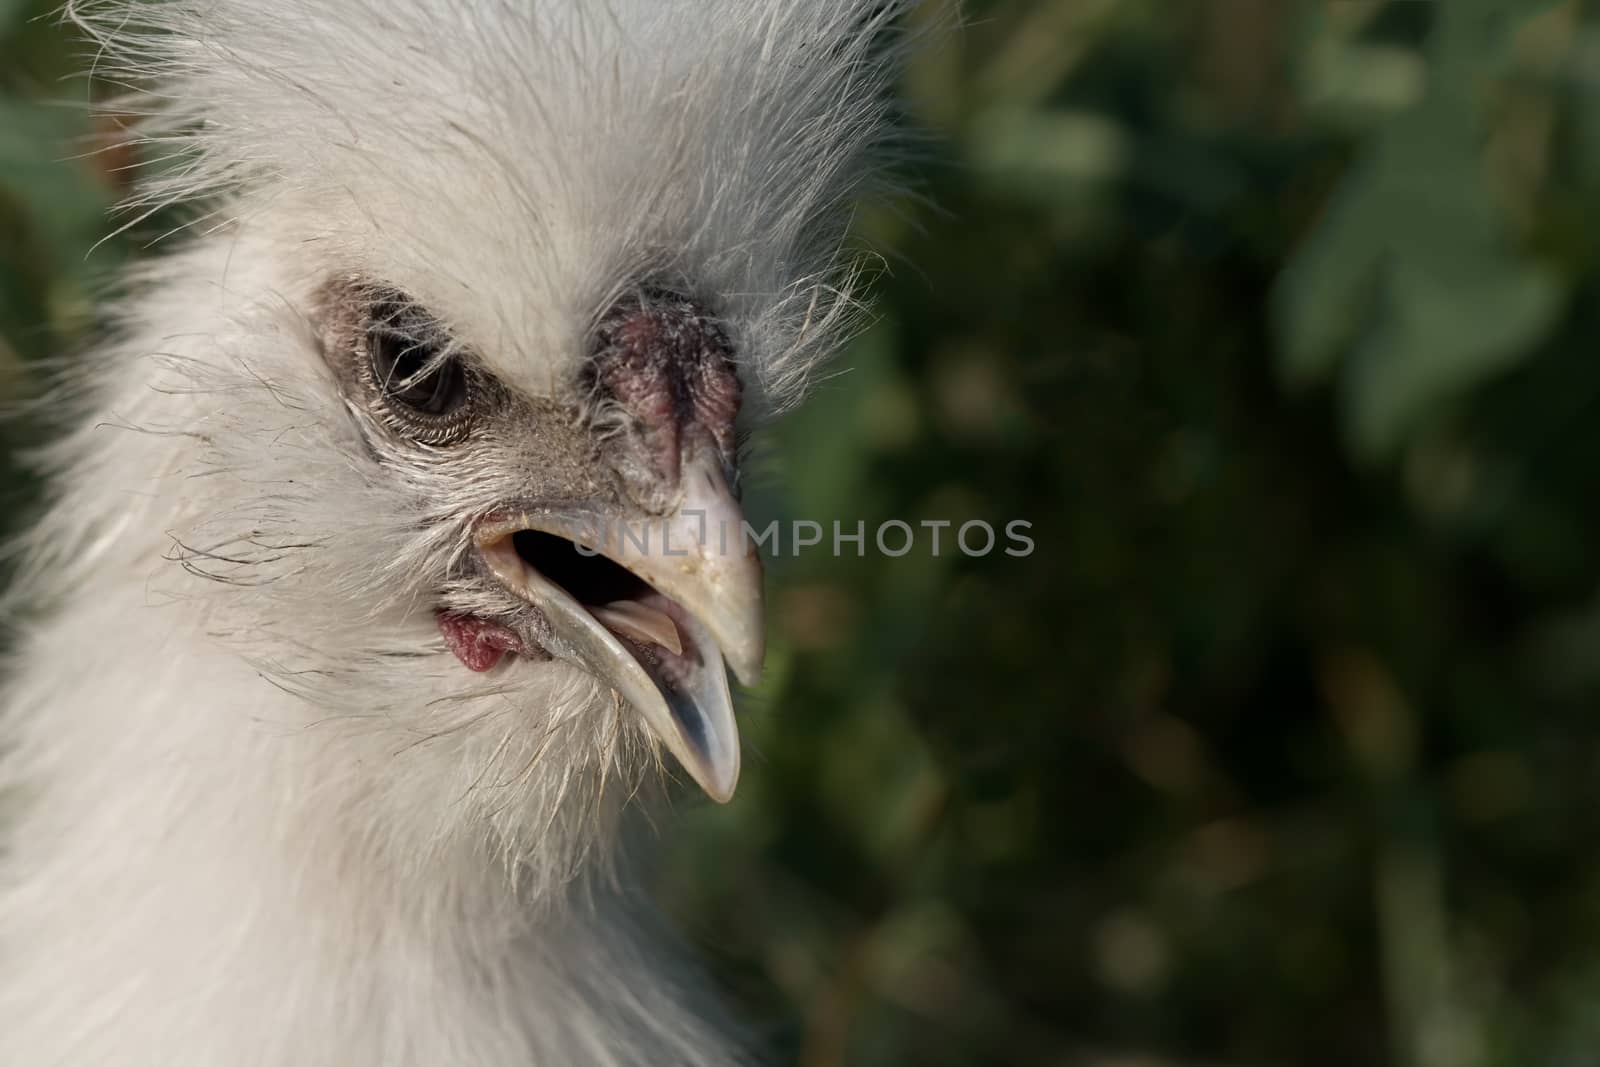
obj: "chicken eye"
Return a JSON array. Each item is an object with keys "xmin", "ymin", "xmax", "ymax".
[
  {"xmin": 367, "ymin": 301, "xmax": 468, "ymax": 418},
  {"xmin": 349, "ymin": 289, "xmax": 485, "ymax": 449}
]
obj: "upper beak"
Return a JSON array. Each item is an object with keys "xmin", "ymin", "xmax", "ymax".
[{"xmin": 473, "ymin": 446, "xmax": 763, "ymax": 802}]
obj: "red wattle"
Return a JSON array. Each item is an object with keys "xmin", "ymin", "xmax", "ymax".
[{"xmin": 437, "ymin": 613, "xmax": 523, "ymax": 672}]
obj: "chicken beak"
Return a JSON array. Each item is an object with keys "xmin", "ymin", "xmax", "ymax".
[{"xmin": 474, "ymin": 448, "xmax": 763, "ymax": 802}]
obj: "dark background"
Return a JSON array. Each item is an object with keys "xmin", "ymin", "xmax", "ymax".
[{"xmin": 8, "ymin": 2, "xmax": 1600, "ymax": 1065}]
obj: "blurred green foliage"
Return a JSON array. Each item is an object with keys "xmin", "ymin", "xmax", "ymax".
[{"xmin": 12, "ymin": 1, "xmax": 1600, "ymax": 1065}]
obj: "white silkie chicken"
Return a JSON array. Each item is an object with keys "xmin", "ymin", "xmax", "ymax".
[{"xmin": 0, "ymin": 1, "xmax": 913, "ymax": 1063}]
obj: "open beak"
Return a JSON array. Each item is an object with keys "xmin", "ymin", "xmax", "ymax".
[{"xmin": 473, "ymin": 447, "xmax": 763, "ymax": 802}]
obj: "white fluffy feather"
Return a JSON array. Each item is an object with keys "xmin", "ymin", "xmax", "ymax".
[{"xmin": 0, "ymin": 2, "xmax": 914, "ymax": 1063}]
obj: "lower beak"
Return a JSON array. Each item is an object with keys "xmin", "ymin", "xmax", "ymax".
[{"xmin": 474, "ymin": 448, "xmax": 763, "ymax": 802}]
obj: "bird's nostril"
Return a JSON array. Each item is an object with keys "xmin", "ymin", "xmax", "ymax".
[
  {"xmin": 586, "ymin": 290, "xmax": 741, "ymax": 483},
  {"xmin": 510, "ymin": 530, "xmax": 650, "ymax": 606}
]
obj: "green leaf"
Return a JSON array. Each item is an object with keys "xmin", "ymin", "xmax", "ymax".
[
  {"xmin": 1343, "ymin": 257, "xmax": 1564, "ymax": 460},
  {"xmin": 1272, "ymin": 0, "xmax": 1567, "ymax": 461},
  {"xmin": 0, "ymin": 0, "xmax": 29, "ymax": 37},
  {"xmin": 0, "ymin": 100, "xmax": 112, "ymax": 261},
  {"xmin": 0, "ymin": 98, "xmax": 116, "ymax": 358}
]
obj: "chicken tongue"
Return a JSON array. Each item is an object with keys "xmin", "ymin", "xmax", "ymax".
[{"xmin": 590, "ymin": 600, "xmax": 683, "ymax": 656}]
